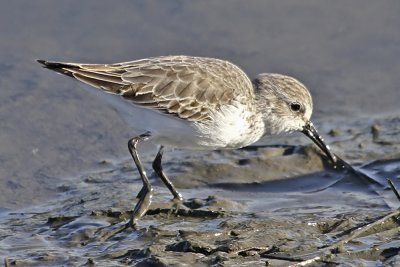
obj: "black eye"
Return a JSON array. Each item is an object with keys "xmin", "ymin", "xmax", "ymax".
[{"xmin": 290, "ymin": 102, "xmax": 302, "ymax": 112}]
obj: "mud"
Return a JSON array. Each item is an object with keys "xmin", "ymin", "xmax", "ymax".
[
  {"xmin": 1, "ymin": 114, "xmax": 400, "ymax": 266},
  {"xmin": 1, "ymin": 1, "xmax": 400, "ymax": 266}
]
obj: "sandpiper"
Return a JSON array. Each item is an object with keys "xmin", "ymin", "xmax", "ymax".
[{"xmin": 38, "ymin": 55, "xmax": 336, "ymax": 226}]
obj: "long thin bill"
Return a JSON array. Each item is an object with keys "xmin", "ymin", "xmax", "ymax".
[{"xmin": 301, "ymin": 121, "xmax": 337, "ymax": 165}]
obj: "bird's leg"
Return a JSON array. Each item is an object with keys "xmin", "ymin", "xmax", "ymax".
[
  {"xmin": 152, "ymin": 146, "xmax": 184, "ymax": 202},
  {"xmin": 128, "ymin": 132, "xmax": 153, "ymax": 228},
  {"xmin": 136, "ymin": 184, "xmax": 146, "ymax": 199}
]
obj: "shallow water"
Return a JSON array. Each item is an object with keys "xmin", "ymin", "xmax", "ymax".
[{"xmin": 1, "ymin": 1, "xmax": 400, "ymax": 266}]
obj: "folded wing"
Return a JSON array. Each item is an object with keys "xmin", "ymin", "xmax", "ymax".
[{"xmin": 37, "ymin": 56, "xmax": 254, "ymax": 122}]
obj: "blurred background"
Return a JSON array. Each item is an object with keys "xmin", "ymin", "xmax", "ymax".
[{"xmin": 0, "ymin": 0, "xmax": 399, "ymax": 209}]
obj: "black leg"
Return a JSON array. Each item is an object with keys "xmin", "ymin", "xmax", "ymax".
[
  {"xmin": 152, "ymin": 146, "xmax": 183, "ymax": 201},
  {"xmin": 136, "ymin": 184, "xmax": 146, "ymax": 199},
  {"xmin": 128, "ymin": 132, "xmax": 153, "ymax": 228}
]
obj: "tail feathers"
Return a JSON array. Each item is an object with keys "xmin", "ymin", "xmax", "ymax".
[{"xmin": 37, "ymin": 60, "xmax": 127, "ymax": 93}]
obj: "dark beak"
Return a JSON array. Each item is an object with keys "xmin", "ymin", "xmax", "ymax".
[{"xmin": 301, "ymin": 121, "xmax": 337, "ymax": 165}]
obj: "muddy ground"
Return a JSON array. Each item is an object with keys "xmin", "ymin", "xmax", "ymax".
[
  {"xmin": 1, "ymin": 114, "xmax": 400, "ymax": 266},
  {"xmin": 1, "ymin": 1, "xmax": 400, "ymax": 267}
]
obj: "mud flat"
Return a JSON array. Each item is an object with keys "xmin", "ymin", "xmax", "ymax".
[
  {"xmin": 1, "ymin": 114, "xmax": 400, "ymax": 266},
  {"xmin": 1, "ymin": 1, "xmax": 400, "ymax": 266}
]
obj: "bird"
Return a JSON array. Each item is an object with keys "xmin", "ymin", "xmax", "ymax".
[{"xmin": 37, "ymin": 55, "xmax": 336, "ymax": 227}]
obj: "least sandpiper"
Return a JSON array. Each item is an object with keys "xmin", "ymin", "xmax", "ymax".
[{"xmin": 38, "ymin": 56, "xmax": 336, "ymax": 226}]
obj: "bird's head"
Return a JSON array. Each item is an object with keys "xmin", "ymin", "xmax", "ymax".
[{"xmin": 254, "ymin": 73, "xmax": 336, "ymax": 164}]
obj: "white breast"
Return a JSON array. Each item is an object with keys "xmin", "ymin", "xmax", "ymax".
[{"xmin": 193, "ymin": 102, "xmax": 265, "ymax": 149}]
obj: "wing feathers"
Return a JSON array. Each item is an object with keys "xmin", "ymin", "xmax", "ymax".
[
  {"xmin": 70, "ymin": 69, "xmax": 125, "ymax": 85},
  {"xmin": 73, "ymin": 73, "xmax": 122, "ymax": 92},
  {"xmin": 177, "ymin": 71, "xmax": 195, "ymax": 82},
  {"xmin": 153, "ymin": 80, "xmax": 174, "ymax": 95},
  {"xmin": 38, "ymin": 56, "xmax": 254, "ymax": 122}
]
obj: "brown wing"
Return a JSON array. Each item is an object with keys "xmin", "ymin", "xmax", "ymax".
[{"xmin": 37, "ymin": 56, "xmax": 254, "ymax": 121}]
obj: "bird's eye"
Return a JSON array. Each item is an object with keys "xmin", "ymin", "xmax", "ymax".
[{"xmin": 290, "ymin": 102, "xmax": 302, "ymax": 112}]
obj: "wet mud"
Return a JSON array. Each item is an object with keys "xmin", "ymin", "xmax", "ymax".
[
  {"xmin": 1, "ymin": 2, "xmax": 400, "ymax": 266},
  {"xmin": 1, "ymin": 114, "xmax": 400, "ymax": 266}
]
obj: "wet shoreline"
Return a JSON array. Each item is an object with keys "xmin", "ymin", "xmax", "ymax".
[
  {"xmin": 1, "ymin": 113, "xmax": 400, "ymax": 266},
  {"xmin": 1, "ymin": 1, "xmax": 400, "ymax": 266}
]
